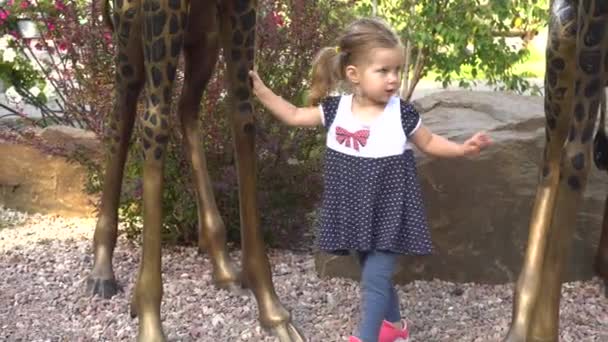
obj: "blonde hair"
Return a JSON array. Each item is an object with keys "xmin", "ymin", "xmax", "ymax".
[{"xmin": 307, "ymin": 17, "xmax": 402, "ymax": 106}]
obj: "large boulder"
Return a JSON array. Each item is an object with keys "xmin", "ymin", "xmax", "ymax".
[
  {"xmin": 315, "ymin": 90, "xmax": 605, "ymax": 284},
  {"xmin": 0, "ymin": 124, "xmax": 100, "ymax": 217}
]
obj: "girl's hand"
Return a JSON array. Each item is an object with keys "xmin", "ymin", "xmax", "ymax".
[
  {"xmin": 462, "ymin": 131, "xmax": 492, "ymax": 157},
  {"xmin": 249, "ymin": 70, "xmax": 267, "ymax": 96}
]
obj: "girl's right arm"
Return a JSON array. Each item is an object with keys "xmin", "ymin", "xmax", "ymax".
[{"xmin": 249, "ymin": 71, "xmax": 322, "ymax": 127}]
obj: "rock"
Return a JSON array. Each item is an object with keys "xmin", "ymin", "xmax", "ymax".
[
  {"xmin": 39, "ymin": 125, "xmax": 102, "ymax": 161},
  {"xmin": 315, "ymin": 90, "xmax": 605, "ymax": 284},
  {"xmin": 0, "ymin": 124, "xmax": 100, "ymax": 217}
]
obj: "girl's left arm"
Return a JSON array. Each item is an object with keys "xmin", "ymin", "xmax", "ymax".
[{"xmin": 410, "ymin": 125, "xmax": 492, "ymax": 158}]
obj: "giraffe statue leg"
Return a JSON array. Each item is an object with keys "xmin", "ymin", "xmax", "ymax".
[
  {"xmin": 503, "ymin": 1, "xmax": 577, "ymax": 339},
  {"xmin": 216, "ymin": 2, "xmax": 304, "ymax": 341},
  {"xmin": 505, "ymin": 1, "xmax": 608, "ymax": 341},
  {"xmin": 86, "ymin": 0, "xmax": 144, "ymax": 299},
  {"xmin": 129, "ymin": 0, "xmax": 187, "ymax": 340},
  {"xmin": 594, "ymin": 90, "xmax": 608, "ymax": 298},
  {"xmin": 597, "ymin": 195, "xmax": 608, "ymax": 297},
  {"xmin": 527, "ymin": 3, "xmax": 608, "ymax": 335},
  {"xmin": 176, "ymin": 2, "xmax": 240, "ymax": 289}
]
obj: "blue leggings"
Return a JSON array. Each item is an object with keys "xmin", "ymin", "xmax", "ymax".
[{"xmin": 356, "ymin": 250, "xmax": 401, "ymax": 342}]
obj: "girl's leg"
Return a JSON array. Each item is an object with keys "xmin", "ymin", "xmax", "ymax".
[
  {"xmin": 385, "ymin": 286, "xmax": 402, "ymax": 324},
  {"xmin": 357, "ymin": 252, "xmax": 401, "ymax": 323},
  {"xmin": 356, "ymin": 250, "xmax": 399, "ymax": 342}
]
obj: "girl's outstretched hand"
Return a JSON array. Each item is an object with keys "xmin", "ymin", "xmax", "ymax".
[
  {"xmin": 249, "ymin": 70, "xmax": 267, "ymax": 96},
  {"xmin": 462, "ymin": 131, "xmax": 492, "ymax": 157}
]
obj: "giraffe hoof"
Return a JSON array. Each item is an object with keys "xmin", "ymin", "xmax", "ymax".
[
  {"xmin": 136, "ymin": 326, "xmax": 166, "ymax": 342},
  {"xmin": 272, "ymin": 322, "xmax": 306, "ymax": 342},
  {"xmin": 86, "ymin": 276, "xmax": 120, "ymax": 299},
  {"xmin": 503, "ymin": 328, "xmax": 526, "ymax": 342},
  {"xmin": 215, "ymin": 269, "xmax": 246, "ymax": 293}
]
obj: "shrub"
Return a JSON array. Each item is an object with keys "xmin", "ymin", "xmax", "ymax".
[{"xmin": 0, "ymin": 0, "xmax": 113, "ymax": 132}]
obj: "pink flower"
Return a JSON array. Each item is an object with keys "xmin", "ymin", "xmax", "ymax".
[
  {"xmin": 58, "ymin": 41, "xmax": 68, "ymax": 51},
  {"xmin": 0, "ymin": 9, "xmax": 10, "ymax": 21},
  {"xmin": 103, "ymin": 31, "xmax": 112, "ymax": 44},
  {"xmin": 47, "ymin": 22, "xmax": 56, "ymax": 31},
  {"xmin": 7, "ymin": 0, "xmax": 15, "ymax": 6},
  {"xmin": 20, "ymin": 0, "xmax": 29, "ymax": 9},
  {"xmin": 54, "ymin": 0, "xmax": 66, "ymax": 11},
  {"xmin": 271, "ymin": 11, "xmax": 284, "ymax": 27}
]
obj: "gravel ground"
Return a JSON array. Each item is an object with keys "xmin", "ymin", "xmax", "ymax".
[{"xmin": 1, "ymin": 206, "xmax": 607, "ymax": 342}]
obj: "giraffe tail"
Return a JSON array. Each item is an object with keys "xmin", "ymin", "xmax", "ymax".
[{"xmin": 593, "ymin": 90, "xmax": 608, "ymax": 170}]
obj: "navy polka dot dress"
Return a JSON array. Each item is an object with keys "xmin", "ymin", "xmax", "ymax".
[{"xmin": 317, "ymin": 94, "xmax": 433, "ymax": 256}]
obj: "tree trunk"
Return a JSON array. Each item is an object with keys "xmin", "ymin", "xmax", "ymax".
[{"xmin": 399, "ymin": 0, "xmax": 420, "ymax": 101}]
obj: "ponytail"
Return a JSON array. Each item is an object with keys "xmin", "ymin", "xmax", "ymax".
[
  {"xmin": 307, "ymin": 17, "xmax": 402, "ymax": 106},
  {"xmin": 307, "ymin": 47, "xmax": 341, "ymax": 106}
]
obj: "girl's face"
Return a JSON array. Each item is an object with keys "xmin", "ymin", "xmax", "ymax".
[{"xmin": 346, "ymin": 46, "xmax": 404, "ymax": 105}]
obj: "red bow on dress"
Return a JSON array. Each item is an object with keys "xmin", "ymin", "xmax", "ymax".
[{"xmin": 335, "ymin": 126, "xmax": 370, "ymax": 151}]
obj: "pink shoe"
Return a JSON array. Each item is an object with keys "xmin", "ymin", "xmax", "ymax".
[
  {"xmin": 349, "ymin": 336, "xmax": 362, "ymax": 342},
  {"xmin": 379, "ymin": 320, "xmax": 410, "ymax": 342}
]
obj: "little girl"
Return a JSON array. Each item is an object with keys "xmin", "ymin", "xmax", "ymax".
[{"xmin": 249, "ymin": 17, "xmax": 491, "ymax": 342}]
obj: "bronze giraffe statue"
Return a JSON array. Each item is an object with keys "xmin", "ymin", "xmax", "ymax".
[
  {"xmin": 504, "ymin": 0, "xmax": 608, "ymax": 341},
  {"xmin": 85, "ymin": 0, "xmax": 304, "ymax": 341}
]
